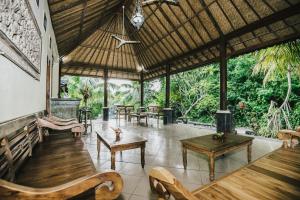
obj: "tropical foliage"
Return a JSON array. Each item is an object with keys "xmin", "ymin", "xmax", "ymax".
[{"xmin": 63, "ymin": 42, "xmax": 300, "ymax": 137}]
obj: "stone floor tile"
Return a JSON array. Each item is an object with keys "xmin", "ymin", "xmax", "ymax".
[{"xmin": 83, "ymin": 119, "xmax": 281, "ymax": 199}]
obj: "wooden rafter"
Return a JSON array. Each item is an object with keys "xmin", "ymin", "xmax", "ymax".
[{"xmin": 50, "ymin": 0, "xmax": 300, "ymax": 80}]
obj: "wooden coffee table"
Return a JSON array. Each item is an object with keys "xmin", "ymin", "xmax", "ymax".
[
  {"xmin": 96, "ymin": 131, "xmax": 147, "ymax": 170},
  {"xmin": 180, "ymin": 134, "xmax": 253, "ymax": 181}
]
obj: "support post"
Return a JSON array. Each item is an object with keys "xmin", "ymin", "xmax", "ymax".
[
  {"xmin": 46, "ymin": 57, "xmax": 51, "ymax": 115},
  {"xmin": 217, "ymin": 39, "xmax": 234, "ymax": 134},
  {"xmin": 165, "ymin": 65, "xmax": 170, "ymax": 108},
  {"xmin": 164, "ymin": 65, "xmax": 173, "ymax": 124},
  {"xmin": 220, "ymin": 39, "xmax": 227, "ymax": 110},
  {"xmin": 140, "ymin": 72, "xmax": 144, "ymax": 107},
  {"xmin": 58, "ymin": 60, "xmax": 62, "ymax": 98},
  {"xmin": 103, "ymin": 68, "xmax": 109, "ymax": 121}
]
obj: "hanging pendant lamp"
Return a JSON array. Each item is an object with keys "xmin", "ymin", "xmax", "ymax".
[{"xmin": 131, "ymin": 0, "xmax": 144, "ymax": 30}]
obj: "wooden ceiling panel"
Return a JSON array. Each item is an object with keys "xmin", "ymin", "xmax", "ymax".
[
  {"xmin": 209, "ymin": 2, "xmax": 232, "ymax": 34},
  {"xmin": 247, "ymin": 0, "xmax": 274, "ymax": 18},
  {"xmin": 218, "ymin": 0, "xmax": 246, "ymax": 30},
  {"xmin": 51, "ymin": 0, "xmax": 300, "ymax": 80}
]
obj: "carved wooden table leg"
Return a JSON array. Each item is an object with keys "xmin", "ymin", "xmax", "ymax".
[
  {"xmin": 141, "ymin": 145, "xmax": 145, "ymax": 168},
  {"xmin": 209, "ymin": 154, "xmax": 215, "ymax": 181},
  {"xmin": 97, "ymin": 136, "xmax": 101, "ymax": 159},
  {"xmin": 111, "ymin": 151, "xmax": 116, "ymax": 170},
  {"xmin": 247, "ymin": 142, "xmax": 252, "ymax": 163},
  {"xmin": 182, "ymin": 145, "xmax": 187, "ymax": 170}
]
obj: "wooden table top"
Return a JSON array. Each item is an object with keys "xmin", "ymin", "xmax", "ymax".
[
  {"xmin": 96, "ymin": 131, "xmax": 147, "ymax": 148},
  {"xmin": 181, "ymin": 134, "xmax": 253, "ymax": 152}
]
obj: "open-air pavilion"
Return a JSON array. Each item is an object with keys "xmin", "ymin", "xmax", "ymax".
[{"xmin": 0, "ymin": 0, "xmax": 300, "ymax": 199}]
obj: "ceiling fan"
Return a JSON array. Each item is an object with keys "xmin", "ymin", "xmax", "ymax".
[
  {"xmin": 137, "ymin": 64, "xmax": 149, "ymax": 72},
  {"xmin": 112, "ymin": 6, "xmax": 140, "ymax": 49}
]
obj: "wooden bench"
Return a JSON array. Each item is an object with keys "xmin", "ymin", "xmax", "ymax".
[
  {"xmin": 0, "ymin": 116, "xmax": 123, "ymax": 199},
  {"xmin": 149, "ymin": 143, "xmax": 300, "ymax": 199}
]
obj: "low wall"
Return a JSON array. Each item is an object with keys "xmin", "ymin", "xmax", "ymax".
[{"xmin": 51, "ymin": 98, "xmax": 81, "ymax": 119}]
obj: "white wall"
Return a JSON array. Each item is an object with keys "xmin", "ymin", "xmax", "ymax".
[{"xmin": 0, "ymin": 0, "xmax": 59, "ymax": 123}]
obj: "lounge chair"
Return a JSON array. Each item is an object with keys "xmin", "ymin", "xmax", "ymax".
[
  {"xmin": 44, "ymin": 116, "xmax": 78, "ymax": 126},
  {"xmin": 37, "ymin": 118, "xmax": 85, "ymax": 142},
  {"xmin": 49, "ymin": 115, "xmax": 78, "ymax": 123}
]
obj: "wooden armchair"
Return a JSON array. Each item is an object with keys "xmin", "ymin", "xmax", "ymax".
[
  {"xmin": 147, "ymin": 106, "xmax": 164, "ymax": 125},
  {"xmin": 149, "ymin": 167, "xmax": 197, "ymax": 200},
  {"xmin": 0, "ymin": 170, "xmax": 123, "ymax": 200},
  {"xmin": 116, "ymin": 106, "xmax": 126, "ymax": 119}
]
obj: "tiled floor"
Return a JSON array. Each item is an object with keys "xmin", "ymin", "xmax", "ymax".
[{"xmin": 82, "ymin": 119, "xmax": 282, "ymax": 200}]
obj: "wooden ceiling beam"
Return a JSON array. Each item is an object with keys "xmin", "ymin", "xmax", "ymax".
[
  {"xmin": 59, "ymin": 8, "xmax": 119, "ymax": 56},
  {"xmin": 124, "ymin": 15, "xmax": 159, "ymax": 68},
  {"xmin": 199, "ymin": 0, "xmax": 223, "ymax": 37},
  {"xmin": 139, "ymin": 7, "xmax": 176, "ymax": 60},
  {"xmin": 79, "ymin": 0, "xmax": 88, "ymax": 39},
  {"xmin": 52, "ymin": 1, "xmax": 113, "ymax": 23},
  {"xmin": 82, "ymin": 13, "xmax": 114, "ymax": 65},
  {"xmin": 61, "ymin": 71, "xmax": 140, "ymax": 81},
  {"xmin": 147, "ymin": 3, "xmax": 300, "ymax": 72},
  {"xmin": 62, "ymin": 62, "xmax": 138, "ymax": 74},
  {"xmin": 53, "ymin": 2, "xmax": 119, "ymax": 32},
  {"xmin": 166, "ymin": 4, "xmax": 204, "ymax": 64},
  {"xmin": 139, "ymin": 5, "xmax": 192, "ymax": 68},
  {"xmin": 50, "ymin": 0, "xmax": 83, "ymax": 15}
]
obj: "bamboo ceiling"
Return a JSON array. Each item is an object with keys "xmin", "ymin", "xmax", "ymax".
[{"xmin": 49, "ymin": 0, "xmax": 300, "ymax": 80}]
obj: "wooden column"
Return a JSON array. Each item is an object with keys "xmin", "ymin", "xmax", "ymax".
[
  {"xmin": 104, "ymin": 68, "xmax": 108, "ymax": 107},
  {"xmin": 46, "ymin": 57, "xmax": 51, "ymax": 115},
  {"xmin": 103, "ymin": 68, "xmax": 109, "ymax": 121},
  {"xmin": 220, "ymin": 39, "xmax": 227, "ymax": 110},
  {"xmin": 165, "ymin": 65, "xmax": 170, "ymax": 108},
  {"xmin": 58, "ymin": 60, "xmax": 62, "ymax": 98},
  {"xmin": 164, "ymin": 65, "xmax": 173, "ymax": 124},
  {"xmin": 140, "ymin": 72, "xmax": 144, "ymax": 107}
]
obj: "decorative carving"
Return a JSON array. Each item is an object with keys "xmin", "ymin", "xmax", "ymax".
[{"xmin": 0, "ymin": 0, "xmax": 42, "ymax": 80}]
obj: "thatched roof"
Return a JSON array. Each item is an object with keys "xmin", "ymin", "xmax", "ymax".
[{"xmin": 49, "ymin": 0, "xmax": 300, "ymax": 80}]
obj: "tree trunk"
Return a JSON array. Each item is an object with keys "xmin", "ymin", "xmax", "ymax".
[
  {"xmin": 279, "ymin": 65, "xmax": 292, "ymax": 110},
  {"xmin": 267, "ymin": 65, "xmax": 292, "ymax": 132},
  {"xmin": 184, "ymin": 96, "xmax": 203, "ymax": 116}
]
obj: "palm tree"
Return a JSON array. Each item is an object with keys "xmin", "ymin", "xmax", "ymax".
[{"xmin": 253, "ymin": 41, "xmax": 300, "ymax": 135}]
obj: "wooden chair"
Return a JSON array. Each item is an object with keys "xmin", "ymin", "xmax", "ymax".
[
  {"xmin": 149, "ymin": 167, "xmax": 198, "ymax": 200},
  {"xmin": 116, "ymin": 106, "xmax": 126, "ymax": 120},
  {"xmin": 277, "ymin": 126, "xmax": 300, "ymax": 148},
  {"xmin": 147, "ymin": 106, "xmax": 164, "ymax": 125},
  {"xmin": 149, "ymin": 144, "xmax": 300, "ymax": 200},
  {"xmin": 125, "ymin": 106, "xmax": 134, "ymax": 121},
  {"xmin": 129, "ymin": 112, "xmax": 148, "ymax": 126}
]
